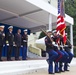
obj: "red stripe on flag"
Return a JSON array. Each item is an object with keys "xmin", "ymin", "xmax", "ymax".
[{"xmin": 56, "ymin": 15, "xmax": 66, "ymax": 44}]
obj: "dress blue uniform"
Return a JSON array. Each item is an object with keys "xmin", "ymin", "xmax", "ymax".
[
  {"xmin": 45, "ymin": 36, "xmax": 58, "ymax": 74},
  {"xmin": 22, "ymin": 32, "xmax": 28, "ymax": 60},
  {"xmin": 63, "ymin": 39, "xmax": 74, "ymax": 71},
  {"xmin": 52, "ymin": 35, "xmax": 64, "ymax": 73},
  {"xmin": 59, "ymin": 35, "xmax": 69, "ymax": 72},
  {"xmin": 59, "ymin": 46, "xmax": 69, "ymax": 72}
]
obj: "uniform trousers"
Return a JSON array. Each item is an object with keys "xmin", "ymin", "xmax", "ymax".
[
  {"xmin": 47, "ymin": 50, "xmax": 58, "ymax": 73},
  {"xmin": 0, "ymin": 46, "xmax": 3, "ymax": 61},
  {"xmin": 22, "ymin": 46, "xmax": 27, "ymax": 60},
  {"xmin": 64, "ymin": 50, "xmax": 74, "ymax": 71},
  {"xmin": 55, "ymin": 50, "xmax": 64, "ymax": 72},
  {"xmin": 7, "ymin": 45, "xmax": 13, "ymax": 60},
  {"xmin": 59, "ymin": 50, "xmax": 69, "ymax": 71}
]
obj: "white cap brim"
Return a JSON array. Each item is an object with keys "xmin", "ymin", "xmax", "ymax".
[
  {"xmin": 24, "ymin": 29, "xmax": 27, "ymax": 32},
  {"xmin": 8, "ymin": 26, "xmax": 13, "ymax": 29},
  {"xmin": 0, "ymin": 26, "xmax": 5, "ymax": 28}
]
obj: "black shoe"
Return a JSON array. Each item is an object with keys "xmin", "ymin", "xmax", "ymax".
[
  {"xmin": 15, "ymin": 59, "xmax": 19, "ymax": 60},
  {"xmin": 7, "ymin": 59, "xmax": 12, "ymax": 61},
  {"xmin": 49, "ymin": 72, "xmax": 55, "ymax": 74},
  {"xmin": 65, "ymin": 70, "xmax": 69, "ymax": 71},
  {"xmin": 55, "ymin": 71, "xmax": 61, "ymax": 73},
  {"xmin": 22, "ymin": 59, "xmax": 26, "ymax": 60},
  {"xmin": 60, "ymin": 70, "xmax": 65, "ymax": 72},
  {"xmin": 0, "ymin": 59, "xmax": 2, "ymax": 61}
]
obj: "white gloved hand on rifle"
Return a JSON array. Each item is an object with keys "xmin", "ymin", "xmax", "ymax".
[{"xmin": 52, "ymin": 42, "xmax": 58, "ymax": 47}]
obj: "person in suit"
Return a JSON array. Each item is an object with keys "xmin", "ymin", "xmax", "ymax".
[
  {"xmin": 0, "ymin": 26, "xmax": 5, "ymax": 61},
  {"xmin": 14, "ymin": 29, "xmax": 22, "ymax": 60},
  {"xmin": 6, "ymin": 26, "xmax": 14, "ymax": 61},
  {"xmin": 22, "ymin": 29, "xmax": 28, "ymax": 60}
]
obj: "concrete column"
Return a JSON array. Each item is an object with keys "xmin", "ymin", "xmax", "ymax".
[
  {"xmin": 70, "ymin": 24, "xmax": 73, "ymax": 54},
  {"xmin": 49, "ymin": 14, "xmax": 52, "ymax": 31}
]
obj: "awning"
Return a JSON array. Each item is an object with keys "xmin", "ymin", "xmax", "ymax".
[{"xmin": 0, "ymin": 0, "xmax": 74, "ymax": 33}]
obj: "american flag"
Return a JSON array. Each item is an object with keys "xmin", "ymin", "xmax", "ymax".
[{"xmin": 56, "ymin": 0, "xmax": 67, "ymax": 45}]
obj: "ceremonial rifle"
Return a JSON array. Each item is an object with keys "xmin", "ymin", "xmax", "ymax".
[
  {"xmin": 66, "ymin": 38, "xmax": 72, "ymax": 48},
  {"xmin": 41, "ymin": 28, "xmax": 54, "ymax": 43}
]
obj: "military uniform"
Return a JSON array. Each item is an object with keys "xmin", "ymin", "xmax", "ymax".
[
  {"xmin": 52, "ymin": 35, "xmax": 64, "ymax": 73},
  {"xmin": 22, "ymin": 33, "xmax": 28, "ymax": 60},
  {"xmin": 59, "ymin": 35, "xmax": 69, "ymax": 72},
  {"xmin": 45, "ymin": 36, "xmax": 58, "ymax": 74},
  {"xmin": 6, "ymin": 31, "xmax": 14, "ymax": 60},
  {"xmin": 63, "ymin": 39, "xmax": 74, "ymax": 71},
  {"xmin": 0, "ymin": 26, "xmax": 5, "ymax": 61},
  {"xmin": 14, "ymin": 33, "xmax": 22, "ymax": 60}
]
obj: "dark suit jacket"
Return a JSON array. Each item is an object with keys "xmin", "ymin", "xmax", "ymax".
[{"xmin": 14, "ymin": 33, "xmax": 22, "ymax": 47}]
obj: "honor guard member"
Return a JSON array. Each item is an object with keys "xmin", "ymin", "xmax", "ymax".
[
  {"xmin": 45, "ymin": 30, "xmax": 58, "ymax": 74},
  {"xmin": 14, "ymin": 29, "xmax": 22, "ymax": 60},
  {"xmin": 0, "ymin": 26, "xmax": 5, "ymax": 61},
  {"xmin": 22, "ymin": 29, "xmax": 28, "ymax": 60},
  {"xmin": 59, "ymin": 34, "xmax": 69, "ymax": 72},
  {"xmin": 6, "ymin": 26, "xmax": 14, "ymax": 61},
  {"xmin": 52, "ymin": 30, "xmax": 64, "ymax": 73},
  {"xmin": 63, "ymin": 33, "xmax": 74, "ymax": 71}
]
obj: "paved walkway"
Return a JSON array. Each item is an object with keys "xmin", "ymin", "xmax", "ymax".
[
  {"xmin": 21, "ymin": 58, "xmax": 76, "ymax": 75},
  {"xmin": 24, "ymin": 66, "xmax": 76, "ymax": 75}
]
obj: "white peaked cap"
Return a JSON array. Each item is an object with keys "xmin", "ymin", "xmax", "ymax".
[
  {"xmin": 8, "ymin": 26, "xmax": 13, "ymax": 29},
  {"xmin": 52, "ymin": 30, "xmax": 57, "ymax": 33},
  {"xmin": 46, "ymin": 30, "xmax": 52, "ymax": 33},
  {"xmin": 24, "ymin": 29, "xmax": 28, "ymax": 32},
  {"xmin": 0, "ymin": 25, "xmax": 5, "ymax": 28}
]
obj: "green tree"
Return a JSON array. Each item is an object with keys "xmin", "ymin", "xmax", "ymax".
[
  {"xmin": 65, "ymin": 0, "xmax": 76, "ymax": 17},
  {"xmin": 39, "ymin": 31, "xmax": 46, "ymax": 39},
  {"xmin": 65, "ymin": 0, "xmax": 76, "ymax": 46},
  {"xmin": 65, "ymin": 0, "xmax": 76, "ymax": 57}
]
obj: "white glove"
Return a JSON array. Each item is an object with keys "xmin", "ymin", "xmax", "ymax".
[
  {"xmin": 21, "ymin": 45, "xmax": 23, "ymax": 47},
  {"xmin": 64, "ymin": 45, "xmax": 68, "ymax": 47},
  {"xmin": 52, "ymin": 42, "xmax": 55, "ymax": 45},
  {"xmin": 54, "ymin": 44, "xmax": 58, "ymax": 47},
  {"xmin": 60, "ymin": 45, "xmax": 63, "ymax": 48},
  {"xmin": 51, "ymin": 35, "xmax": 53, "ymax": 37},
  {"xmin": 3, "ymin": 33, "xmax": 5, "ymax": 37},
  {"xmin": 7, "ymin": 44, "xmax": 9, "ymax": 46}
]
